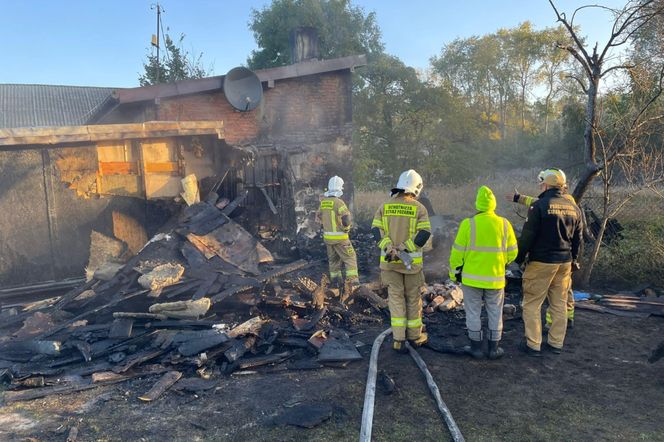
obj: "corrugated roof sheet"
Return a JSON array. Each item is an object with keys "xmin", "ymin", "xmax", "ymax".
[{"xmin": 0, "ymin": 84, "xmax": 115, "ymax": 129}]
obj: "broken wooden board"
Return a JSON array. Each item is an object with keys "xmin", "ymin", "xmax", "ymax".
[
  {"xmin": 138, "ymin": 370, "xmax": 182, "ymax": 401},
  {"xmin": 355, "ymin": 285, "xmax": 388, "ymax": 310},
  {"xmin": 113, "ymin": 312, "xmax": 168, "ymax": 321},
  {"xmin": 595, "ymin": 301, "xmax": 664, "ymax": 316},
  {"xmin": 209, "ymin": 260, "xmax": 310, "ymax": 305},
  {"xmin": 112, "ymin": 349, "xmax": 164, "ymax": 374},
  {"xmin": 3, "ymin": 365, "xmax": 168, "ymax": 403},
  {"xmin": 181, "ymin": 203, "xmax": 228, "ymax": 236},
  {"xmin": 220, "ymin": 190, "xmax": 248, "ymax": 216},
  {"xmin": 37, "ymin": 290, "xmax": 148, "ymax": 339},
  {"xmin": 575, "ymin": 301, "xmax": 651, "ymax": 318},
  {"xmin": 177, "ymin": 330, "xmax": 230, "ymax": 356},
  {"xmin": 224, "ymin": 336, "xmax": 256, "ymax": 363},
  {"xmin": 237, "ymin": 352, "xmax": 291, "ymax": 369},
  {"xmin": 227, "ymin": 317, "xmax": 266, "ymax": 338},
  {"xmin": 148, "ymin": 298, "xmax": 211, "ymax": 320},
  {"xmin": 317, "ymin": 335, "xmax": 362, "ymax": 363},
  {"xmin": 186, "ymin": 218, "xmax": 273, "ymax": 275},
  {"xmin": 108, "ymin": 319, "xmax": 134, "ymax": 339},
  {"xmin": 138, "ymin": 263, "xmax": 185, "ymax": 291}
]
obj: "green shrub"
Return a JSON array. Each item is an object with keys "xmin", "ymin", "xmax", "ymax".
[{"xmin": 590, "ymin": 219, "xmax": 664, "ymax": 289}]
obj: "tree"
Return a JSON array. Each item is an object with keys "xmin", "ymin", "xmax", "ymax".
[
  {"xmin": 499, "ymin": 22, "xmax": 544, "ymax": 130},
  {"xmin": 580, "ymin": 85, "xmax": 664, "ymax": 285},
  {"xmin": 538, "ymin": 26, "xmax": 573, "ymax": 134},
  {"xmin": 548, "ymin": 0, "xmax": 664, "ymax": 202},
  {"xmin": 139, "ymin": 32, "xmax": 211, "ymax": 86},
  {"xmin": 247, "ymin": 0, "xmax": 383, "ymax": 69}
]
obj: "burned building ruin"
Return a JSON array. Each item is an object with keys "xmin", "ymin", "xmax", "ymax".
[{"xmin": 0, "ymin": 54, "xmax": 366, "ymax": 288}]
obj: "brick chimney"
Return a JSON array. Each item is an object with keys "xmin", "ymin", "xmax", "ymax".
[{"xmin": 289, "ymin": 27, "xmax": 320, "ymax": 63}]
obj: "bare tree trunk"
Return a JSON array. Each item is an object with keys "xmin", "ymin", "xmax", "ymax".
[
  {"xmin": 572, "ymin": 73, "xmax": 602, "ymax": 202},
  {"xmin": 544, "ymin": 93, "xmax": 551, "ymax": 135},
  {"xmin": 580, "ymin": 216, "xmax": 608, "ymax": 287}
]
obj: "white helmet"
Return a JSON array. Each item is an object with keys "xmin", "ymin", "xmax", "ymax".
[
  {"xmin": 537, "ymin": 168, "xmax": 566, "ymax": 187},
  {"xmin": 324, "ymin": 176, "xmax": 344, "ymax": 197},
  {"xmin": 394, "ymin": 169, "xmax": 423, "ymax": 197}
]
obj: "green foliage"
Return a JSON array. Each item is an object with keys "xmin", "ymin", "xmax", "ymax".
[
  {"xmin": 139, "ymin": 33, "xmax": 210, "ymax": 86},
  {"xmin": 248, "ymin": 1, "xmax": 663, "ymax": 193},
  {"xmin": 352, "ymin": 53, "xmax": 482, "ymax": 188},
  {"xmin": 590, "ymin": 218, "xmax": 664, "ymax": 288},
  {"xmin": 247, "ymin": 0, "xmax": 383, "ymax": 68}
]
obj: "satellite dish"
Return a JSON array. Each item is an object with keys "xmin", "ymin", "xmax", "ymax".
[{"xmin": 223, "ymin": 67, "xmax": 263, "ymax": 112}]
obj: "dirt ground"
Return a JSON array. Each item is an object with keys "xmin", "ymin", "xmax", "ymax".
[{"xmin": 1, "ymin": 297, "xmax": 662, "ymax": 442}]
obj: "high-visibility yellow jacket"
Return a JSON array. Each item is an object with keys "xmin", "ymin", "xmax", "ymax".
[
  {"xmin": 449, "ymin": 186, "xmax": 518, "ymax": 289},
  {"xmin": 372, "ymin": 194, "xmax": 431, "ymax": 274},
  {"xmin": 319, "ymin": 196, "xmax": 351, "ymax": 244}
]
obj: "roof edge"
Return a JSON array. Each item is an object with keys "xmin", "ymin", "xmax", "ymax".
[{"xmin": 115, "ymin": 54, "xmax": 367, "ymax": 105}]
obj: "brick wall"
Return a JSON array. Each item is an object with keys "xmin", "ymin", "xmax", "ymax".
[{"xmin": 155, "ymin": 70, "xmax": 352, "ymax": 147}]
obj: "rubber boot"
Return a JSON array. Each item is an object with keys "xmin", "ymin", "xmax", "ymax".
[
  {"xmin": 392, "ymin": 340, "xmax": 408, "ymax": 354},
  {"xmin": 463, "ymin": 339, "xmax": 484, "ymax": 359},
  {"xmin": 488, "ymin": 340, "xmax": 504, "ymax": 360},
  {"xmin": 409, "ymin": 332, "xmax": 428, "ymax": 347}
]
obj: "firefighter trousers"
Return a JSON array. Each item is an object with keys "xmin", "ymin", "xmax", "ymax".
[
  {"xmin": 546, "ymin": 278, "xmax": 575, "ymax": 325},
  {"xmin": 381, "ymin": 270, "xmax": 425, "ymax": 341},
  {"xmin": 522, "ymin": 261, "xmax": 572, "ymax": 350},
  {"xmin": 326, "ymin": 241, "xmax": 359, "ymax": 284}
]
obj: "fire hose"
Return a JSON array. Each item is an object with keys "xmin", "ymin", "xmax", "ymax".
[{"xmin": 359, "ymin": 328, "xmax": 465, "ymax": 442}]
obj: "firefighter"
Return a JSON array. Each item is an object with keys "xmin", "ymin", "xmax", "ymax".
[
  {"xmin": 371, "ymin": 169, "xmax": 431, "ymax": 353},
  {"xmin": 506, "ymin": 171, "xmax": 580, "ymax": 328},
  {"xmin": 515, "ymin": 168, "xmax": 583, "ymax": 357},
  {"xmin": 318, "ymin": 176, "xmax": 359, "ymax": 291},
  {"xmin": 449, "ymin": 186, "xmax": 518, "ymax": 359}
]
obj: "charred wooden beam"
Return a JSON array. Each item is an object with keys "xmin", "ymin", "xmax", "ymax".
[{"xmin": 138, "ymin": 370, "xmax": 182, "ymax": 402}]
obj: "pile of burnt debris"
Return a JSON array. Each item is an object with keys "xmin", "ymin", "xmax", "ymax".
[{"xmin": 0, "ymin": 200, "xmax": 395, "ymax": 404}]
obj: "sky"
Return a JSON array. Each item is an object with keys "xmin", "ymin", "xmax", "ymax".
[{"xmin": 0, "ymin": 0, "xmax": 628, "ymax": 88}]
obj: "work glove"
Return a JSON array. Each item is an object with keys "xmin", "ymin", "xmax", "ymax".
[
  {"xmin": 453, "ymin": 266, "xmax": 463, "ymax": 284},
  {"xmin": 572, "ymin": 260, "xmax": 581, "ymax": 272},
  {"xmin": 384, "ymin": 244, "xmax": 399, "ymax": 262}
]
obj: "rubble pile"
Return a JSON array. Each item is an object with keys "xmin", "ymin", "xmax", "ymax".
[
  {"xmin": 0, "ymin": 200, "xmax": 390, "ymax": 404},
  {"xmin": 422, "ymin": 282, "xmax": 464, "ymax": 313}
]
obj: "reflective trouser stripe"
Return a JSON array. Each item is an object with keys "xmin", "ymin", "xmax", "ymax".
[
  {"xmin": 407, "ymin": 318, "xmax": 422, "ymax": 328},
  {"xmin": 324, "ymin": 232, "xmax": 349, "ymax": 241},
  {"xmin": 391, "ymin": 317, "xmax": 406, "ymax": 327},
  {"xmin": 327, "ymin": 242, "xmax": 358, "ymax": 282}
]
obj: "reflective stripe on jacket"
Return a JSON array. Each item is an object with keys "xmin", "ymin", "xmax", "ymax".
[
  {"xmin": 319, "ymin": 197, "xmax": 350, "ymax": 244},
  {"xmin": 372, "ymin": 194, "xmax": 430, "ymax": 274},
  {"xmin": 449, "ymin": 212, "xmax": 518, "ymax": 289}
]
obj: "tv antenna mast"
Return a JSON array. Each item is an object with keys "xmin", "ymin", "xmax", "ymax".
[{"xmin": 150, "ymin": 3, "xmax": 164, "ymax": 83}]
